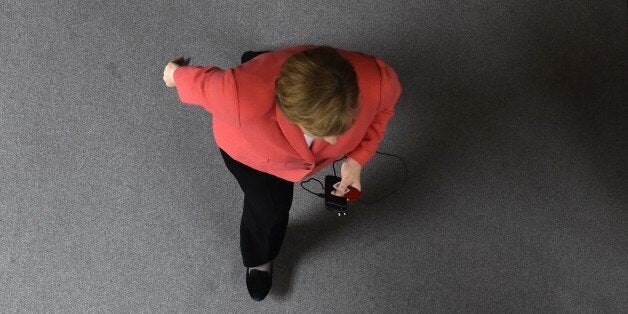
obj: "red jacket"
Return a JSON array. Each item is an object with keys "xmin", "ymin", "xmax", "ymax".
[{"xmin": 173, "ymin": 44, "xmax": 402, "ymax": 183}]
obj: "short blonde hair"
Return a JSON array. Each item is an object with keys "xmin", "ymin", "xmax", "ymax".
[{"xmin": 275, "ymin": 46, "xmax": 359, "ymax": 137}]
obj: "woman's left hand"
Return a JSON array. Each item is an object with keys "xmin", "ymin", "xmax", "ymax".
[{"xmin": 332, "ymin": 157, "xmax": 362, "ymax": 197}]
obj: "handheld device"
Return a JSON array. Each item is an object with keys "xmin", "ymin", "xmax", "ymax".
[
  {"xmin": 324, "ymin": 176, "xmax": 348, "ymax": 216},
  {"xmin": 333, "ymin": 182, "xmax": 362, "ymax": 201},
  {"xmin": 173, "ymin": 57, "xmax": 191, "ymax": 66},
  {"xmin": 299, "ymin": 150, "xmax": 408, "ymax": 217}
]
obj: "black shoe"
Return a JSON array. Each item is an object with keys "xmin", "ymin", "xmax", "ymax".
[
  {"xmin": 246, "ymin": 261, "xmax": 273, "ymax": 301},
  {"xmin": 241, "ymin": 51, "xmax": 270, "ymax": 64}
]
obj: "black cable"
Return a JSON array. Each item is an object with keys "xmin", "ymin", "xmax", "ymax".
[
  {"xmin": 299, "ymin": 178, "xmax": 325, "ymax": 198},
  {"xmin": 300, "ymin": 151, "xmax": 408, "ymax": 204},
  {"xmin": 332, "ymin": 155, "xmax": 344, "ymax": 177}
]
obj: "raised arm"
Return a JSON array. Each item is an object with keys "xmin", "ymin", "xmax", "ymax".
[{"xmin": 173, "ymin": 66, "xmax": 241, "ymax": 128}]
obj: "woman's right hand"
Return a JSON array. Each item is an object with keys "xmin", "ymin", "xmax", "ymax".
[{"xmin": 163, "ymin": 57, "xmax": 186, "ymax": 88}]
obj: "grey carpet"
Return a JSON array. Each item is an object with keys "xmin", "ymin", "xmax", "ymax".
[{"xmin": 1, "ymin": 0, "xmax": 626, "ymax": 312}]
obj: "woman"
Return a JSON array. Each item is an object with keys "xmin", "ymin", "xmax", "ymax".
[{"xmin": 163, "ymin": 45, "xmax": 402, "ymax": 301}]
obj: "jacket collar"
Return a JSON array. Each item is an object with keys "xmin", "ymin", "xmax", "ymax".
[{"xmin": 275, "ymin": 104, "xmax": 324, "ymax": 163}]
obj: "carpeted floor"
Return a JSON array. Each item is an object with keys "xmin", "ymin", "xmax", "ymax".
[{"xmin": 1, "ymin": 0, "xmax": 626, "ymax": 311}]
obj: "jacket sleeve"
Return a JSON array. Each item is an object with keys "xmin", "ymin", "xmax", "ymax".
[
  {"xmin": 173, "ymin": 66, "xmax": 241, "ymax": 128},
  {"xmin": 346, "ymin": 57, "xmax": 402, "ymax": 167}
]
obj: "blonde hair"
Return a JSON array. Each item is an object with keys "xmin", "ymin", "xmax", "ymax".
[{"xmin": 275, "ymin": 46, "xmax": 359, "ymax": 137}]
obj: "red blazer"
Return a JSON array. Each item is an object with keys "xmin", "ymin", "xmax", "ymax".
[{"xmin": 173, "ymin": 44, "xmax": 402, "ymax": 182}]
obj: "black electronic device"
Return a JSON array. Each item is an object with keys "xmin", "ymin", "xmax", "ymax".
[
  {"xmin": 173, "ymin": 57, "xmax": 191, "ymax": 66},
  {"xmin": 324, "ymin": 175, "xmax": 348, "ymax": 216},
  {"xmin": 299, "ymin": 151, "xmax": 408, "ymax": 217}
]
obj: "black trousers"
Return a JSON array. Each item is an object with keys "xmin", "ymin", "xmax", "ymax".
[{"xmin": 219, "ymin": 148, "xmax": 295, "ymax": 267}]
